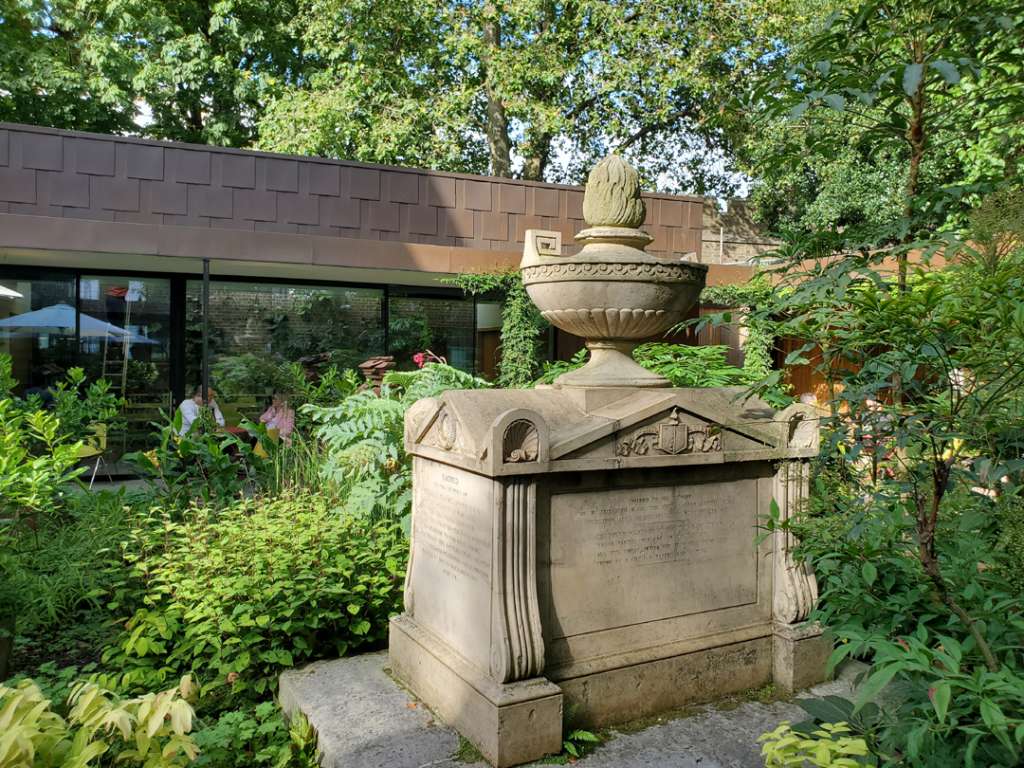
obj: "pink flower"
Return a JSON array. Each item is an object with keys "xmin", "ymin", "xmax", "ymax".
[{"xmin": 413, "ymin": 352, "xmax": 427, "ymax": 368}]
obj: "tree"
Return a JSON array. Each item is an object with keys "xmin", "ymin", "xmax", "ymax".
[
  {"xmin": 0, "ymin": 1, "xmax": 306, "ymax": 147},
  {"xmin": 258, "ymin": 0, "xmax": 804, "ymax": 192},
  {"xmin": 103, "ymin": 0, "xmax": 307, "ymax": 146},
  {"xmin": 743, "ymin": 0, "xmax": 1024, "ymax": 274},
  {"xmin": 0, "ymin": 0, "xmax": 135, "ymax": 132}
]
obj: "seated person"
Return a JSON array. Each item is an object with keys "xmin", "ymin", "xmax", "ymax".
[
  {"xmin": 259, "ymin": 392, "xmax": 295, "ymax": 443},
  {"xmin": 178, "ymin": 385, "xmax": 225, "ymax": 435}
]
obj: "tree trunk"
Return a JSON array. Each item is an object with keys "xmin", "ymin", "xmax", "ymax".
[
  {"xmin": 521, "ymin": 131, "xmax": 551, "ymax": 181},
  {"xmin": 0, "ymin": 614, "xmax": 14, "ymax": 681},
  {"xmin": 917, "ymin": 461, "xmax": 1000, "ymax": 673},
  {"xmin": 482, "ymin": 14, "xmax": 512, "ymax": 178},
  {"xmin": 900, "ymin": 41, "xmax": 927, "ymax": 295}
]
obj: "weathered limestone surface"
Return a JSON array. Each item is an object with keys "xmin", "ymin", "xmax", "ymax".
[
  {"xmin": 391, "ymin": 387, "xmax": 827, "ymax": 766},
  {"xmin": 385, "ymin": 154, "xmax": 825, "ymax": 767},
  {"xmin": 280, "ymin": 650, "xmax": 854, "ymax": 768}
]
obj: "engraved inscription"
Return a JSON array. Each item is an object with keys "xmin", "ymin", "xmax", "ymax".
[
  {"xmin": 583, "ymin": 487, "xmax": 729, "ymax": 566},
  {"xmin": 408, "ymin": 460, "xmax": 494, "ymax": 672},
  {"xmin": 418, "ymin": 470, "xmax": 491, "ymax": 584},
  {"xmin": 546, "ymin": 480, "xmax": 759, "ymax": 638}
]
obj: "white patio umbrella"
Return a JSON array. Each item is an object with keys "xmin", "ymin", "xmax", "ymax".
[
  {"xmin": 0, "ymin": 284, "xmax": 23, "ymax": 299},
  {"xmin": 0, "ymin": 302, "xmax": 156, "ymax": 344}
]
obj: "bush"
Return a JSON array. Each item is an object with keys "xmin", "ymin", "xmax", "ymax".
[
  {"xmin": 307, "ymin": 362, "xmax": 490, "ymax": 524},
  {"xmin": 126, "ymin": 410, "xmax": 258, "ymax": 507},
  {"xmin": 192, "ymin": 701, "xmax": 318, "ymax": 768},
  {"xmin": 0, "ymin": 676, "xmax": 198, "ymax": 768},
  {"xmin": 632, "ymin": 342, "xmax": 749, "ymax": 387},
  {"xmin": 8, "ymin": 490, "xmax": 136, "ymax": 638},
  {"xmin": 759, "ymin": 721, "xmax": 872, "ymax": 767},
  {"xmin": 101, "ymin": 493, "xmax": 407, "ymax": 699}
]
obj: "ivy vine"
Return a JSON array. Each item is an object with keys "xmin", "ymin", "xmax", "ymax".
[
  {"xmin": 446, "ymin": 271, "xmax": 548, "ymax": 388},
  {"xmin": 699, "ymin": 273, "xmax": 772, "ymax": 308},
  {"xmin": 698, "ymin": 274, "xmax": 778, "ymax": 390}
]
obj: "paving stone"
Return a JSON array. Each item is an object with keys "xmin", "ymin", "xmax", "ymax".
[{"xmin": 280, "ymin": 651, "xmax": 854, "ymax": 768}]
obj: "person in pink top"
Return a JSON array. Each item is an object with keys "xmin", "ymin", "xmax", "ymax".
[{"xmin": 259, "ymin": 392, "xmax": 295, "ymax": 444}]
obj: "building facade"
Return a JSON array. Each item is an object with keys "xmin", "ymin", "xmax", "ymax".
[{"xmin": 0, "ymin": 123, "xmax": 752, "ymax": 450}]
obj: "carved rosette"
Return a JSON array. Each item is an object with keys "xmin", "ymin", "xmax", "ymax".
[
  {"xmin": 422, "ymin": 409, "xmax": 457, "ymax": 451},
  {"xmin": 772, "ymin": 460, "xmax": 819, "ymax": 624},
  {"xmin": 490, "ymin": 477, "xmax": 545, "ymax": 683}
]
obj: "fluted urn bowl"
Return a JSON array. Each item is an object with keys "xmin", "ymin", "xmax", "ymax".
[{"xmin": 521, "ymin": 227, "xmax": 707, "ymax": 388}]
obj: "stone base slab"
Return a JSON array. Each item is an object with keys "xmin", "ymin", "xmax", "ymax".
[
  {"xmin": 772, "ymin": 621, "xmax": 832, "ymax": 694},
  {"xmin": 389, "ymin": 615, "xmax": 563, "ymax": 768},
  {"xmin": 558, "ymin": 636, "xmax": 774, "ymax": 729},
  {"xmin": 279, "ymin": 651, "xmax": 461, "ymax": 768}
]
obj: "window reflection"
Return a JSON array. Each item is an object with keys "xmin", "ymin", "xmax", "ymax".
[
  {"xmin": 0, "ymin": 273, "xmax": 77, "ymax": 399},
  {"xmin": 388, "ymin": 292, "xmax": 475, "ymax": 371},
  {"xmin": 77, "ymin": 275, "xmax": 171, "ymax": 396},
  {"xmin": 185, "ymin": 280, "xmax": 385, "ymax": 424}
]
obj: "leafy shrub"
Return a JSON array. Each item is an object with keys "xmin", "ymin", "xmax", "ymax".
[
  {"xmin": 192, "ymin": 701, "xmax": 318, "ymax": 768},
  {"xmin": 101, "ymin": 494, "xmax": 407, "ymax": 698},
  {"xmin": 126, "ymin": 410, "xmax": 257, "ymax": 507},
  {"xmin": 995, "ymin": 494, "xmax": 1024, "ymax": 595},
  {"xmin": 534, "ymin": 348, "xmax": 587, "ymax": 385},
  {"xmin": 535, "ymin": 343, "xmax": 754, "ymax": 389},
  {"xmin": 46, "ymin": 367, "xmax": 124, "ymax": 446},
  {"xmin": 1, "ymin": 365, "xmax": 87, "ymax": 678},
  {"xmin": 0, "ymin": 398, "xmax": 84, "ymax": 524},
  {"xmin": 632, "ymin": 343, "xmax": 749, "ymax": 387},
  {"xmin": 307, "ymin": 362, "xmax": 490, "ymax": 524},
  {"xmin": 0, "ymin": 676, "xmax": 198, "ymax": 768},
  {"xmin": 7, "ymin": 490, "xmax": 136, "ymax": 638},
  {"xmin": 759, "ymin": 721, "xmax": 872, "ymax": 767}
]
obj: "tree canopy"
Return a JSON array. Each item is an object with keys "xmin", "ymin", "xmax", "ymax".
[
  {"xmin": 740, "ymin": 0, "xmax": 1024, "ymax": 240},
  {"xmin": 0, "ymin": 0, "xmax": 1019, "ymax": 204},
  {"xmin": 1, "ymin": 0, "xmax": 806, "ymax": 194}
]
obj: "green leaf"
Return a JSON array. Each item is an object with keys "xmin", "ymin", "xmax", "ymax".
[
  {"xmin": 980, "ymin": 698, "xmax": 1007, "ymax": 730},
  {"xmin": 861, "ymin": 561, "xmax": 877, "ymax": 586},
  {"xmin": 822, "ymin": 93, "xmax": 846, "ymax": 111},
  {"xmin": 854, "ymin": 664, "xmax": 900, "ymax": 711},
  {"xmin": 902, "ymin": 63, "xmax": 924, "ymax": 96},
  {"xmin": 931, "ymin": 681, "xmax": 951, "ymax": 722},
  {"xmin": 929, "ymin": 60, "xmax": 960, "ymax": 85}
]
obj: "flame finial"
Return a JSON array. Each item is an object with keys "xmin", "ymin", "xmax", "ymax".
[{"xmin": 581, "ymin": 154, "xmax": 646, "ymax": 229}]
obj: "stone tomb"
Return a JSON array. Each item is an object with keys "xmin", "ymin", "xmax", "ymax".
[{"xmin": 389, "ymin": 386, "xmax": 828, "ymax": 767}]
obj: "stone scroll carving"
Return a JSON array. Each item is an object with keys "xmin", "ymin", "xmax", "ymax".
[
  {"xmin": 615, "ymin": 408, "xmax": 722, "ymax": 457},
  {"xmin": 490, "ymin": 477, "xmax": 545, "ymax": 683},
  {"xmin": 423, "ymin": 409, "xmax": 457, "ymax": 451},
  {"xmin": 772, "ymin": 459, "xmax": 819, "ymax": 624}
]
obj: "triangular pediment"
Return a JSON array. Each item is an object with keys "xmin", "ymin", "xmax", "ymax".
[{"xmin": 550, "ymin": 391, "xmax": 778, "ymax": 460}]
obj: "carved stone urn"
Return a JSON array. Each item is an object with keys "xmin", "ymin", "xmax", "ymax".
[{"xmin": 520, "ymin": 155, "xmax": 707, "ymax": 387}]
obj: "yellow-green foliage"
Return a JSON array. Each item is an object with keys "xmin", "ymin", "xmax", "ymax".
[
  {"xmin": 0, "ymin": 676, "xmax": 197, "ymax": 768},
  {"xmin": 759, "ymin": 721, "xmax": 871, "ymax": 767}
]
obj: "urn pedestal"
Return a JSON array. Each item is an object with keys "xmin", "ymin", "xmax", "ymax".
[{"xmin": 388, "ymin": 388, "xmax": 826, "ymax": 766}]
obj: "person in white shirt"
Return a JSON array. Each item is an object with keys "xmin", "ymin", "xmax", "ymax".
[{"xmin": 178, "ymin": 385, "xmax": 225, "ymax": 436}]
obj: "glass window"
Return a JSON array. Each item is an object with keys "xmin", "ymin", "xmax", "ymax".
[
  {"xmin": 76, "ymin": 275, "xmax": 172, "ymax": 397},
  {"xmin": 185, "ymin": 280, "xmax": 385, "ymax": 423},
  {"xmin": 77, "ymin": 275, "xmax": 173, "ymax": 457},
  {"xmin": 388, "ymin": 292, "xmax": 475, "ymax": 371},
  {"xmin": 475, "ymin": 300, "xmax": 502, "ymax": 381},
  {"xmin": 0, "ymin": 272, "xmax": 77, "ymax": 399}
]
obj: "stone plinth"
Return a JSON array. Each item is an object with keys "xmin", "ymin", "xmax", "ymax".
[{"xmin": 389, "ymin": 387, "xmax": 826, "ymax": 767}]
